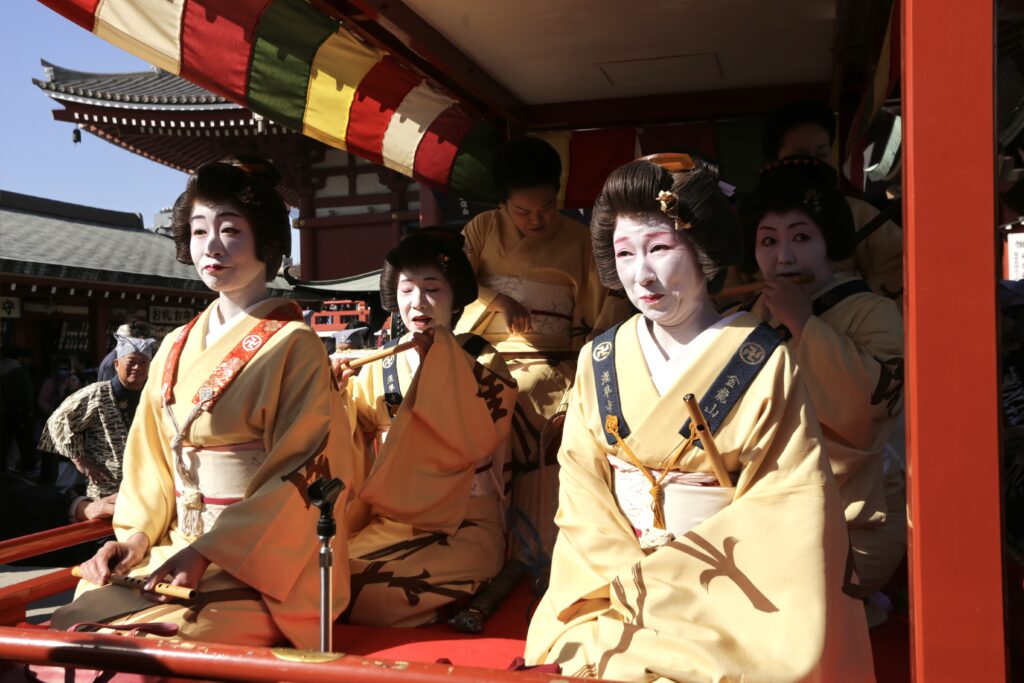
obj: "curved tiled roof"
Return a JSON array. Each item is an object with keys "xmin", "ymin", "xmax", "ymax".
[
  {"xmin": 33, "ymin": 59, "xmax": 236, "ymax": 108},
  {"xmin": 0, "ymin": 191, "xmax": 296, "ymax": 297}
]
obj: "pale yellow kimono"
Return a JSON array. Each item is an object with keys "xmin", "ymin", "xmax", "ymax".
[
  {"xmin": 345, "ymin": 327, "xmax": 516, "ymax": 627},
  {"xmin": 838, "ymin": 197, "xmax": 903, "ymax": 306},
  {"xmin": 69, "ymin": 298, "xmax": 357, "ymax": 651},
  {"xmin": 751, "ymin": 274, "xmax": 906, "ymax": 593},
  {"xmin": 455, "ymin": 208, "xmax": 630, "ymax": 556},
  {"xmin": 526, "ymin": 313, "xmax": 874, "ymax": 683}
]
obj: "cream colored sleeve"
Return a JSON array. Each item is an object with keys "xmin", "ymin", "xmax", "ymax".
[
  {"xmin": 796, "ymin": 296, "xmax": 904, "ymax": 431},
  {"xmin": 112, "ymin": 345, "xmax": 176, "ymax": 549}
]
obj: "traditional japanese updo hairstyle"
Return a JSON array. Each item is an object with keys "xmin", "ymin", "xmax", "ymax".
[
  {"xmin": 378, "ymin": 229, "xmax": 479, "ymax": 326},
  {"xmin": 737, "ymin": 155, "xmax": 856, "ymax": 274},
  {"xmin": 590, "ymin": 154, "xmax": 740, "ymax": 294},
  {"xmin": 170, "ymin": 154, "xmax": 291, "ymax": 281}
]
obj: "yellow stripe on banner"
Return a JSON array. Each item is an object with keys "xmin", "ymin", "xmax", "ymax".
[
  {"xmin": 534, "ymin": 131, "xmax": 571, "ymax": 209},
  {"xmin": 381, "ymin": 82, "xmax": 455, "ymax": 177},
  {"xmin": 303, "ymin": 30, "xmax": 381, "ymax": 150},
  {"xmin": 94, "ymin": 0, "xmax": 186, "ymax": 75}
]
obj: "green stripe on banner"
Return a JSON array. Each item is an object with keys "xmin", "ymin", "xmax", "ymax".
[
  {"xmin": 713, "ymin": 118, "xmax": 767, "ymax": 194},
  {"xmin": 448, "ymin": 123, "xmax": 501, "ymax": 203},
  {"xmin": 247, "ymin": 0, "xmax": 336, "ymax": 131}
]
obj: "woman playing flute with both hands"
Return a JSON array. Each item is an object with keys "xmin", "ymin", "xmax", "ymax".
[
  {"xmin": 333, "ymin": 231, "xmax": 518, "ymax": 627},
  {"xmin": 524, "ymin": 156, "xmax": 873, "ymax": 682}
]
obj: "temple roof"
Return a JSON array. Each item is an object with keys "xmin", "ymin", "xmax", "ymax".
[
  {"xmin": 34, "ymin": 60, "xmax": 235, "ymax": 109},
  {"xmin": 0, "ymin": 191, "xmax": 298, "ymax": 297}
]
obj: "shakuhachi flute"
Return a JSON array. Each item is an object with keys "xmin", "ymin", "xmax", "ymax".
[
  {"xmin": 71, "ymin": 566, "xmax": 197, "ymax": 600},
  {"xmin": 715, "ymin": 273, "xmax": 814, "ymax": 299},
  {"xmin": 338, "ymin": 339, "xmax": 418, "ymax": 370},
  {"xmin": 682, "ymin": 394, "xmax": 733, "ymax": 488}
]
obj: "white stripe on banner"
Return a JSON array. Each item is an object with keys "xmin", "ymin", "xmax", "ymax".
[
  {"xmin": 381, "ymin": 81, "xmax": 454, "ymax": 177},
  {"xmin": 95, "ymin": 0, "xmax": 186, "ymax": 75}
]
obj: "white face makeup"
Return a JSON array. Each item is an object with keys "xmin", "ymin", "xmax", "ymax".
[
  {"xmin": 754, "ymin": 208, "xmax": 834, "ymax": 290},
  {"xmin": 396, "ymin": 264, "xmax": 454, "ymax": 332},
  {"xmin": 613, "ymin": 215, "xmax": 708, "ymax": 329},
  {"xmin": 189, "ymin": 200, "xmax": 266, "ymax": 296}
]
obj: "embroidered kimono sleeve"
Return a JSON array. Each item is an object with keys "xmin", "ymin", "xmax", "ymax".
[{"xmin": 797, "ymin": 296, "xmax": 904, "ymax": 448}]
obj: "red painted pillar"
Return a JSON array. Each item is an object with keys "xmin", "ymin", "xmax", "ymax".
[{"xmin": 902, "ymin": 1, "xmax": 1005, "ymax": 681}]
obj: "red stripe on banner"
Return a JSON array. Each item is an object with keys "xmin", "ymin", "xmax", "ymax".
[
  {"xmin": 638, "ymin": 123, "xmax": 718, "ymax": 160},
  {"xmin": 412, "ymin": 105, "xmax": 476, "ymax": 191},
  {"xmin": 345, "ymin": 57, "xmax": 421, "ymax": 165},
  {"xmin": 180, "ymin": 0, "xmax": 271, "ymax": 105},
  {"xmin": 564, "ymin": 128, "xmax": 637, "ymax": 209},
  {"xmin": 37, "ymin": 0, "xmax": 101, "ymax": 31}
]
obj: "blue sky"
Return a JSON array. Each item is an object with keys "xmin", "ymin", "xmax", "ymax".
[
  {"xmin": 0, "ymin": 1, "xmax": 187, "ymax": 223},
  {"xmin": 0, "ymin": 0, "xmax": 299, "ymax": 258}
]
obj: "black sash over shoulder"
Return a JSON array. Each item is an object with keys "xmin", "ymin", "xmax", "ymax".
[
  {"xmin": 381, "ymin": 333, "xmax": 491, "ymax": 414},
  {"xmin": 591, "ymin": 322, "xmax": 782, "ymax": 448}
]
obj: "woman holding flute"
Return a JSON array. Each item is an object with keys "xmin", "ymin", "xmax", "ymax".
[
  {"xmin": 55, "ymin": 157, "xmax": 356, "ymax": 649},
  {"xmin": 740, "ymin": 155, "xmax": 906, "ymax": 625},
  {"xmin": 334, "ymin": 230, "xmax": 518, "ymax": 627},
  {"xmin": 524, "ymin": 155, "xmax": 872, "ymax": 682}
]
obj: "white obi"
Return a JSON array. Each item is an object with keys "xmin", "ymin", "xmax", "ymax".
[
  {"xmin": 174, "ymin": 440, "xmax": 266, "ymax": 537},
  {"xmin": 480, "ymin": 275, "xmax": 574, "ymax": 339},
  {"xmin": 608, "ymin": 454, "xmax": 734, "ymax": 547}
]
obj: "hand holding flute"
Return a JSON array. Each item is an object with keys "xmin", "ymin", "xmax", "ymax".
[
  {"xmin": 715, "ymin": 273, "xmax": 813, "ymax": 300},
  {"xmin": 331, "ymin": 330, "xmax": 434, "ymax": 388},
  {"xmin": 72, "ymin": 566, "xmax": 197, "ymax": 601}
]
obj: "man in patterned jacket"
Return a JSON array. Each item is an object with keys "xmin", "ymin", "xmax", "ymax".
[{"xmin": 39, "ymin": 335, "xmax": 157, "ymax": 506}]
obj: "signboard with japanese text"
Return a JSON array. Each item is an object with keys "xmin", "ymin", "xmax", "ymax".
[
  {"xmin": 149, "ymin": 305, "xmax": 195, "ymax": 325},
  {"xmin": 0, "ymin": 297, "xmax": 22, "ymax": 319}
]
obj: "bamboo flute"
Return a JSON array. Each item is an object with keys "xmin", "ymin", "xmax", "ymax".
[
  {"xmin": 337, "ymin": 339, "xmax": 418, "ymax": 370},
  {"xmin": 715, "ymin": 274, "xmax": 813, "ymax": 299},
  {"xmin": 682, "ymin": 394, "xmax": 733, "ymax": 488},
  {"xmin": 71, "ymin": 566, "xmax": 197, "ymax": 600}
]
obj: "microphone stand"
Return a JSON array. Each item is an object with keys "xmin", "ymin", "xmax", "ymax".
[{"xmin": 307, "ymin": 476, "xmax": 344, "ymax": 652}]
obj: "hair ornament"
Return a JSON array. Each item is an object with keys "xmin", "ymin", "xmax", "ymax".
[
  {"xmin": 435, "ymin": 251, "xmax": 451, "ymax": 270},
  {"xmin": 236, "ymin": 186, "xmax": 257, "ymax": 205},
  {"xmin": 656, "ymin": 190, "xmax": 693, "ymax": 231},
  {"xmin": 802, "ymin": 188, "xmax": 822, "ymax": 214}
]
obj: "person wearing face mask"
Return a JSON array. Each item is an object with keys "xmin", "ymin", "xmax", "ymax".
[
  {"xmin": 740, "ymin": 156, "xmax": 906, "ymax": 626},
  {"xmin": 525, "ymin": 155, "xmax": 872, "ymax": 682},
  {"xmin": 762, "ymin": 99, "xmax": 903, "ymax": 303},
  {"xmin": 332, "ymin": 230, "xmax": 517, "ymax": 627},
  {"xmin": 51, "ymin": 157, "xmax": 357, "ymax": 650},
  {"xmin": 454, "ymin": 136, "xmax": 628, "ymax": 564}
]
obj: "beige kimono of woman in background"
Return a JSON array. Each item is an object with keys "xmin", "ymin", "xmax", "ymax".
[{"xmin": 456, "ymin": 208, "xmax": 629, "ymax": 554}]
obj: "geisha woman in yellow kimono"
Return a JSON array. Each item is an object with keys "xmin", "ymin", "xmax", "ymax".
[
  {"xmin": 525, "ymin": 156, "xmax": 873, "ymax": 682},
  {"xmin": 335, "ymin": 231, "xmax": 517, "ymax": 627},
  {"xmin": 454, "ymin": 137, "xmax": 628, "ymax": 559},
  {"xmin": 59, "ymin": 157, "xmax": 356, "ymax": 650},
  {"xmin": 739, "ymin": 156, "xmax": 906, "ymax": 624}
]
